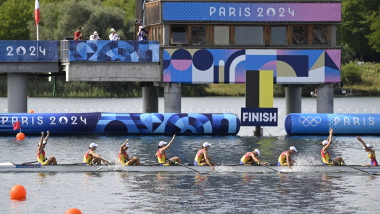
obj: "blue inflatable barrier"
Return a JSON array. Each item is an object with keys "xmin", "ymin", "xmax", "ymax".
[
  {"xmin": 0, "ymin": 113, "xmax": 240, "ymax": 135},
  {"xmin": 285, "ymin": 113, "xmax": 379, "ymax": 135}
]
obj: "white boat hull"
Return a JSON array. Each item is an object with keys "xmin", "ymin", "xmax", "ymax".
[{"xmin": 0, "ymin": 162, "xmax": 379, "ymax": 174}]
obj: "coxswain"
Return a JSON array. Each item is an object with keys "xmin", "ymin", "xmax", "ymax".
[
  {"xmin": 83, "ymin": 143, "xmax": 110, "ymax": 165},
  {"xmin": 37, "ymin": 131, "xmax": 57, "ymax": 165},
  {"xmin": 321, "ymin": 128, "xmax": 345, "ymax": 166},
  {"xmin": 119, "ymin": 139, "xmax": 140, "ymax": 166},
  {"xmin": 240, "ymin": 149, "xmax": 268, "ymax": 166},
  {"xmin": 194, "ymin": 142, "xmax": 215, "ymax": 170},
  {"xmin": 155, "ymin": 134, "xmax": 181, "ymax": 166},
  {"xmin": 278, "ymin": 146, "xmax": 297, "ymax": 168},
  {"xmin": 357, "ymin": 136, "xmax": 378, "ymax": 166}
]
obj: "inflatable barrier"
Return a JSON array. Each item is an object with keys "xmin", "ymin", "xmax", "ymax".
[
  {"xmin": 0, "ymin": 113, "xmax": 240, "ymax": 135},
  {"xmin": 285, "ymin": 113, "xmax": 380, "ymax": 135}
]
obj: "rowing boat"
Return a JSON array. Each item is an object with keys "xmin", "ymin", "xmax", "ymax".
[{"xmin": 1, "ymin": 162, "xmax": 379, "ymax": 174}]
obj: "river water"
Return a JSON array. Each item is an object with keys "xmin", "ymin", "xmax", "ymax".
[{"xmin": 0, "ymin": 97, "xmax": 379, "ymax": 213}]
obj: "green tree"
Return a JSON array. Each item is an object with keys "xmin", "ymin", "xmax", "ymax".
[
  {"xmin": 0, "ymin": 0, "xmax": 32, "ymax": 40},
  {"xmin": 368, "ymin": 12, "xmax": 380, "ymax": 53},
  {"xmin": 342, "ymin": 0, "xmax": 380, "ymax": 60}
]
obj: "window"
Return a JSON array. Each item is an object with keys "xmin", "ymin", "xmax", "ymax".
[
  {"xmin": 292, "ymin": 26, "xmax": 308, "ymax": 46},
  {"xmin": 271, "ymin": 26, "xmax": 287, "ymax": 46},
  {"xmin": 235, "ymin": 26, "xmax": 263, "ymax": 46},
  {"xmin": 171, "ymin": 26, "xmax": 187, "ymax": 44},
  {"xmin": 191, "ymin": 26, "xmax": 206, "ymax": 45},
  {"xmin": 214, "ymin": 26, "xmax": 229, "ymax": 45},
  {"xmin": 313, "ymin": 26, "xmax": 328, "ymax": 45}
]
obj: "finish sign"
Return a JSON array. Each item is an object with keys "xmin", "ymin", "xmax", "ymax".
[{"xmin": 241, "ymin": 108, "xmax": 278, "ymax": 126}]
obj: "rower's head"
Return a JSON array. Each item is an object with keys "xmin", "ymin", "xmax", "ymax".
[
  {"xmin": 123, "ymin": 143, "xmax": 131, "ymax": 150},
  {"xmin": 202, "ymin": 142, "xmax": 211, "ymax": 150},
  {"xmin": 158, "ymin": 141, "xmax": 167, "ymax": 148},
  {"xmin": 289, "ymin": 146, "xmax": 297, "ymax": 154},
  {"xmin": 38, "ymin": 140, "xmax": 47, "ymax": 148},
  {"xmin": 253, "ymin": 149, "xmax": 260, "ymax": 157},
  {"xmin": 321, "ymin": 140, "xmax": 329, "ymax": 146},
  {"xmin": 89, "ymin": 143, "xmax": 98, "ymax": 150},
  {"xmin": 364, "ymin": 144, "xmax": 373, "ymax": 152}
]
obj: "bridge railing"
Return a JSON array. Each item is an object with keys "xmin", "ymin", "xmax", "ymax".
[{"xmin": 61, "ymin": 40, "xmax": 160, "ymax": 63}]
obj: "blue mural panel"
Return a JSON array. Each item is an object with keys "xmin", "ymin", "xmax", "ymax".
[
  {"xmin": 0, "ymin": 41, "xmax": 58, "ymax": 62},
  {"xmin": 0, "ymin": 113, "xmax": 240, "ymax": 135},
  {"xmin": 285, "ymin": 113, "xmax": 380, "ymax": 135},
  {"xmin": 68, "ymin": 41, "xmax": 159, "ymax": 62},
  {"xmin": 163, "ymin": 49, "xmax": 341, "ymax": 84}
]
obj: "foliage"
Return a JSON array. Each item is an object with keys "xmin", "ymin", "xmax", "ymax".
[
  {"xmin": 0, "ymin": 0, "xmax": 32, "ymax": 40},
  {"xmin": 341, "ymin": 62, "xmax": 362, "ymax": 85},
  {"xmin": 368, "ymin": 12, "xmax": 380, "ymax": 53},
  {"xmin": 341, "ymin": 43, "xmax": 356, "ymax": 64}
]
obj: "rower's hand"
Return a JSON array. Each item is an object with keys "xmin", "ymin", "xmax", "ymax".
[
  {"xmin": 330, "ymin": 128, "xmax": 333, "ymax": 134},
  {"xmin": 47, "ymin": 130, "xmax": 50, "ymax": 135},
  {"xmin": 172, "ymin": 134, "xmax": 176, "ymax": 139},
  {"xmin": 125, "ymin": 139, "xmax": 129, "ymax": 143},
  {"xmin": 41, "ymin": 131, "xmax": 44, "ymax": 135},
  {"xmin": 357, "ymin": 136, "xmax": 362, "ymax": 141},
  {"xmin": 105, "ymin": 160, "xmax": 110, "ymax": 165},
  {"xmin": 211, "ymin": 166, "xmax": 215, "ymax": 171}
]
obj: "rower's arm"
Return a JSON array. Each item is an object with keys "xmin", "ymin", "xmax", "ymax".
[
  {"xmin": 204, "ymin": 150, "xmax": 214, "ymax": 170},
  {"xmin": 286, "ymin": 153, "xmax": 292, "ymax": 169},
  {"xmin": 162, "ymin": 134, "xmax": 176, "ymax": 152},
  {"xmin": 324, "ymin": 128, "xmax": 333, "ymax": 150},
  {"xmin": 250, "ymin": 154, "xmax": 261, "ymax": 164},
  {"xmin": 38, "ymin": 132, "xmax": 44, "ymax": 153},
  {"xmin": 90, "ymin": 151, "xmax": 110, "ymax": 164},
  {"xmin": 44, "ymin": 130, "xmax": 50, "ymax": 143},
  {"xmin": 357, "ymin": 136, "xmax": 375, "ymax": 154},
  {"xmin": 120, "ymin": 139, "xmax": 129, "ymax": 151}
]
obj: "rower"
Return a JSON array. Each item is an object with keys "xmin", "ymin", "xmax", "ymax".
[
  {"xmin": 357, "ymin": 136, "xmax": 378, "ymax": 166},
  {"xmin": 37, "ymin": 131, "xmax": 57, "ymax": 165},
  {"xmin": 119, "ymin": 139, "xmax": 140, "ymax": 166},
  {"xmin": 277, "ymin": 146, "xmax": 297, "ymax": 168},
  {"xmin": 155, "ymin": 134, "xmax": 181, "ymax": 166},
  {"xmin": 321, "ymin": 128, "xmax": 345, "ymax": 166},
  {"xmin": 83, "ymin": 143, "xmax": 110, "ymax": 165},
  {"xmin": 240, "ymin": 149, "xmax": 268, "ymax": 166},
  {"xmin": 194, "ymin": 142, "xmax": 215, "ymax": 170}
]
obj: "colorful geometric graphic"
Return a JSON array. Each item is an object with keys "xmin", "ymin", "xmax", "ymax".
[
  {"xmin": 163, "ymin": 49, "xmax": 341, "ymax": 84},
  {"xmin": 68, "ymin": 41, "xmax": 159, "ymax": 62},
  {"xmin": 0, "ymin": 113, "xmax": 240, "ymax": 135}
]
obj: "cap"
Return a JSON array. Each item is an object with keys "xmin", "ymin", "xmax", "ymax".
[
  {"xmin": 125, "ymin": 143, "xmax": 131, "ymax": 147},
  {"xmin": 254, "ymin": 149, "xmax": 261, "ymax": 157},
  {"xmin": 43, "ymin": 140, "xmax": 47, "ymax": 145},
  {"xmin": 289, "ymin": 146, "xmax": 298, "ymax": 152},
  {"xmin": 203, "ymin": 142, "xmax": 211, "ymax": 148},
  {"xmin": 139, "ymin": 26, "xmax": 143, "ymax": 29},
  {"xmin": 158, "ymin": 141, "xmax": 167, "ymax": 147},
  {"xmin": 364, "ymin": 144, "xmax": 373, "ymax": 149},
  {"xmin": 93, "ymin": 31, "xmax": 98, "ymax": 35},
  {"xmin": 89, "ymin": 143, "xmax": 98, "ymax": 148},
  {"xmin": 322, "ymin": 140, "xmax": 329, "ymax": 146},
  {"xmin": 110, "ymin": 28, "xmax": 116, "ymax": 32}
]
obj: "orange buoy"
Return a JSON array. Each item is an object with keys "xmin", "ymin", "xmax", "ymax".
[
  {"xmin": 16, "ymin": 133, "xmax": 25, "ymax": 140},
  {"xmin": 65, "ymin": 208, "xmax": 82, "ymax": 214},
  {"xmin": 28, "ymin": 109, "xmax": 34, "ymax": 113},
  {"xmin": 10, "ymin": 185, "xmax": 26, "ymax": 200}
]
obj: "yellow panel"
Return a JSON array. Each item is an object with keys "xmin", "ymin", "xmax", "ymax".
[{"xmin": 259, "ymin": 70, "xmax": 273, "ymax": 108}]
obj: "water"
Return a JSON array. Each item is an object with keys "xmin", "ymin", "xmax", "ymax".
[{"xmin": 0, "ymin": 97, "xmax": 379, "ymax": 213}]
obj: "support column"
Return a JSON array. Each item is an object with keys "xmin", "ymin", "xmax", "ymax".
[
  {"xmin": 164, "ymin": 83, "xmax": 181, "ymax": 113},
  {"xmin": 317, "ymin": 84, "xmax": 334, "ymax": 113},
  {"xmin": 8, "ymin": 73, "xmax": 27, "ymax": 113},
  {"xmin": 285, "ymin": 85, "xmax": 302, "ymax": 115},
  {"xmin": 142, "ymin": 82, "xmax": 158, "ymax": 113},
  {"xmin": 162, "ymin": 24, "xmax": 170, "ymax": 46}
]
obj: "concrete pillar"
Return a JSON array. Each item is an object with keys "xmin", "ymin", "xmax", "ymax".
[
  {"xmin": 285, "ymin": 85, "xmax": 302, "ymax": 115},
  {"xmin": 317, "ymin": 84, "xmax": 334, "ymax": 113},
  {"xmin": 142, "ymin": 82, "xmax": 158, "ymax": 113},
  {"xmin": 8, "ymin": 73, "xmax": 27, "ymax": 113},
  {"xmin": 164, "ymin": 83, "xmax": 181, "ymax": 113}
]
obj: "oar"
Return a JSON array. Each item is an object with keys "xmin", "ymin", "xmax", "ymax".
[
  {"xmin": 166, "ymin": 159, "xmax": 206, "ymax": 174},
  {"xmin": 345, "ymin": 165, "xmax": 379, "ymax": 175},
  {"xmin": 19, "ymin": 161, "xmax": 38, "ymax": 165},
  {"xmin": 261, "ymin": 164, "xmax": 288, "ymax": 174}
]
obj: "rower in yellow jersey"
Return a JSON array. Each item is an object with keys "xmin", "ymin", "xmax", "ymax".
[
  {"xmin": 277, "ymin": 146, "xmax": 297, "ymax": 169},
  {"xmin": 119, "ymin": 139, "xmax": 140, "ymax": 166},
  {"xmin": 194, "ymin": 142, "xmax": 215, "ymax": 170},
  {"xmin": 155, "ymin": 134, "xmax": 181, "ymax": 166},
  {"xmin": 37, "ymin": 131, "xmax": 57, "ymax": 165},
  {"xmin": 240, "ymin": 149, "xmax": 268, "ymax": 166},
  {"xmin": 321, "ymin": 128, "xmax": 344, "ymax": 166},
  {"xmin": 83, "ymin": 143, "xmax": 110, "ymax": 165},
  {"xmin": 357, "ymin": 136, "xmax": 378, "ymax": 166}
]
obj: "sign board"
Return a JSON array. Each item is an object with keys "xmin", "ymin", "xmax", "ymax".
[
  {"xmin": 241, "ymin": 108, "xmax": 278, "ymax": 126},
  {"xmin": 0, "ymin": 41, "xmax": 58, "ymax": 62},
  {"xmin": 163, "ymin": 3, "xmax": 341, "ymax": 22}
]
